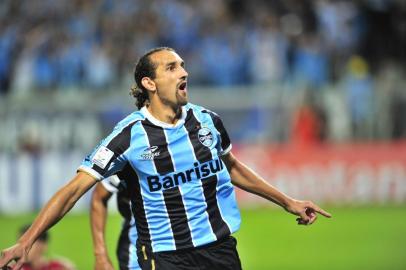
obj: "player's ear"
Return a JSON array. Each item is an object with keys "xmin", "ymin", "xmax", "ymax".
[{"xmin": 141, "ymin": 77, "xmax": 156, "ymax": 93}]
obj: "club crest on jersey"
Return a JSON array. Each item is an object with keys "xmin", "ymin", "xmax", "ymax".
[
  {"xmin": 198, "ymin": 127, "xmax": 213, "ymax": 147},
  {"xmin": 141, "ymin": 146, "xmax": 160, "ymax": 160}
]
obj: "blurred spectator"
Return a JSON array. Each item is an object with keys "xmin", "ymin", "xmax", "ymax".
[
  {"xmin": 389, "ymin": 67, "xmax": 406, "ymax": 139},
  {"xmin": 361, "ymin": 0, "xmax": 406, "ymax": 72},
  {"xmin": 0, "ymin": 18, "xmax": 18, "ymax": 95},
  {"xmin": 18, "ymin": 224, "xmax": 76, "ymax": 270},
  {"xmin": 247, "ymin": 10, "xmax": 289, "ymax": 84},
  {"xmin": 315, "ymin": 0, "xmax": 363, "ymax": 54},
  {"xmin": 342, "ymin": 55, "xmax": 374, "ymax": 139},
  {"xmin": 291, "ymin": 34, "xmax": 329, "ymax": 88},
  {"xmin": 315, "ymin": 0, "xmax": 364, "ymax": 79},
  {"xmin": 198, "ymin": 24, "xmax": 247, "ymax": 86},
  {"xmin": 154, "ymin": 0, "xmax": 201, "ymax": 53},
  {"xmin": 84, "ymin": 42, "xmax": 116, "ymax": 90},
  {"xmin": 291, "ymin": 90, "xmax": 326, "ymax": 146},
  {"xmin": 391, "ymin": 94, "xmax": 406, "ymax": 139}
]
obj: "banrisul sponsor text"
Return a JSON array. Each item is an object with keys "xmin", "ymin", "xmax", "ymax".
[{"xmin": 147, "ymin": 158, "xmax": 224, "ymax": 192}]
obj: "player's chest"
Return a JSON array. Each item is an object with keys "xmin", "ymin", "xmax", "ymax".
[{"xmin": 128, "ymin": 125, "xmax": 219, "ymax": 171}]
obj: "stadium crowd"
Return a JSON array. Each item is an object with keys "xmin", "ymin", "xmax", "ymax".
[
  {"xmin": 0, "ymin": 0, "xmax": 404, "ymax": 90},
  {"xmin": 0, "ymin": 0, "xmax": 405, "ymax": 144}
]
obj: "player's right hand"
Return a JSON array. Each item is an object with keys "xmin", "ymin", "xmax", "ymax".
[{"xmin": 0, "ymin": 243, "xmax": 29, "ymax": 270}]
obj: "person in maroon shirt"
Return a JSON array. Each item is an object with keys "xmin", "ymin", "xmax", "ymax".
[{"xmin": 17, "ymin": 225, "xmax": 75, "ymax": 270}]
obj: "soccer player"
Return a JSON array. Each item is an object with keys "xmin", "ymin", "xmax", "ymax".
[
  {"xmin": 90, "ymin": 176, "xmax": 140, "ymax": 270},
  {"xmin": 0, "ymin": 47, "xmax": 331, "ymax": 270},
  {"xmin": 17, "ymin": 225, "xmax": 76, "ymax": 270}
]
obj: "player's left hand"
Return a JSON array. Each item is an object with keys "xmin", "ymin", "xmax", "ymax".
[{"xmin": 285, "ymin": 199, "xmax": 332, "ymax": 225}]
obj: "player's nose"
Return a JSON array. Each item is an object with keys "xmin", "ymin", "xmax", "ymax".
[{"xmin": 180, "ymin": 66, "xmax": 188, "ymax": 78}]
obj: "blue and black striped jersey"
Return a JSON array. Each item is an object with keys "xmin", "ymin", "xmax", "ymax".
[{"xmin": 80, "ymin": 103, "xmax": 241, "ymax": 252}]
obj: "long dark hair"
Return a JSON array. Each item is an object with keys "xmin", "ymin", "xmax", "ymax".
[{"xmin": 130, "ymin": 47, "xmax": 175, "ymax": 109}]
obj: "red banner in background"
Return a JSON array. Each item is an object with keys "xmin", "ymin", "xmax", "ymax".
[
  {"xmin": 1, "ymin": 143, "xmax": 405, "ymax": 213},
  {"xmin": 232, "ymin": 142, "xmax": 406, "ymax": 205}
]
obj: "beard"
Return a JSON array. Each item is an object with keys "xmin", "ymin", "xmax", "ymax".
[
  {"xmin": 176, "ymin": 90, "xmax": 188, "ymax": 106},
  {"xmin": 157, "ymin": 88, "xmax": 188, "ymax": 110}
]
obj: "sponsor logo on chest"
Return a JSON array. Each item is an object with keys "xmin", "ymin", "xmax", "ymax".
[{"xmin": 146, "ymin": 158, "xmax": 224, "ymax": 192}]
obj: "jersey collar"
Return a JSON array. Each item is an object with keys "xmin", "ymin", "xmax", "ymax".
[{"xmin": 141, "ymin": 106, "xmax": 187, "ymax": 128}]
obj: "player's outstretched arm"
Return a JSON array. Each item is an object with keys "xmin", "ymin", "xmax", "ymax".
[
  {"xmin": 90, "ymin": 183, "xmax": 114, "ymax": 270},
  {"xmin": 0, "ymin": 171, "xmax": 97, "ymax": 270},
  {"xmin": 221, "ymin": 152, "xmax": 332, "ymax": 225}
]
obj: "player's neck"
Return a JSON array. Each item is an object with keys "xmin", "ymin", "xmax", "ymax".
[{"xmin": 147, "ymin": 102, "xmax": 182, "ymax": 126}]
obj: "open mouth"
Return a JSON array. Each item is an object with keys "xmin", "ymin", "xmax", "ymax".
[{"xmin": 178, "ymin": 81, "xmax": 187, "ymax": 91}]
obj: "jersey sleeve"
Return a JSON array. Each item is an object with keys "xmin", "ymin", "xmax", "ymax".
[
  {"xmin": 78, "ymin": 122, "xmax": 134, "ymax": 181},
  {"xmin": 205, "ymin": 110, "xmax": 232, "ymax": 155},
  {"xmin": 101, "ymin": 175, "xmax": 121, "ymax": 193}
]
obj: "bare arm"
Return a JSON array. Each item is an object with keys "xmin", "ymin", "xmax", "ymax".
[
  {"xmin": 90, "ymin": 183, "xmax": 114, "ymax": 270},
  {"xmin": 221, "ymin": 152, "xmax": 331, "ymax": 224},
  {"xmin": 0, "ymin": 171, "xmax": 97, "ymax": 270}
]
